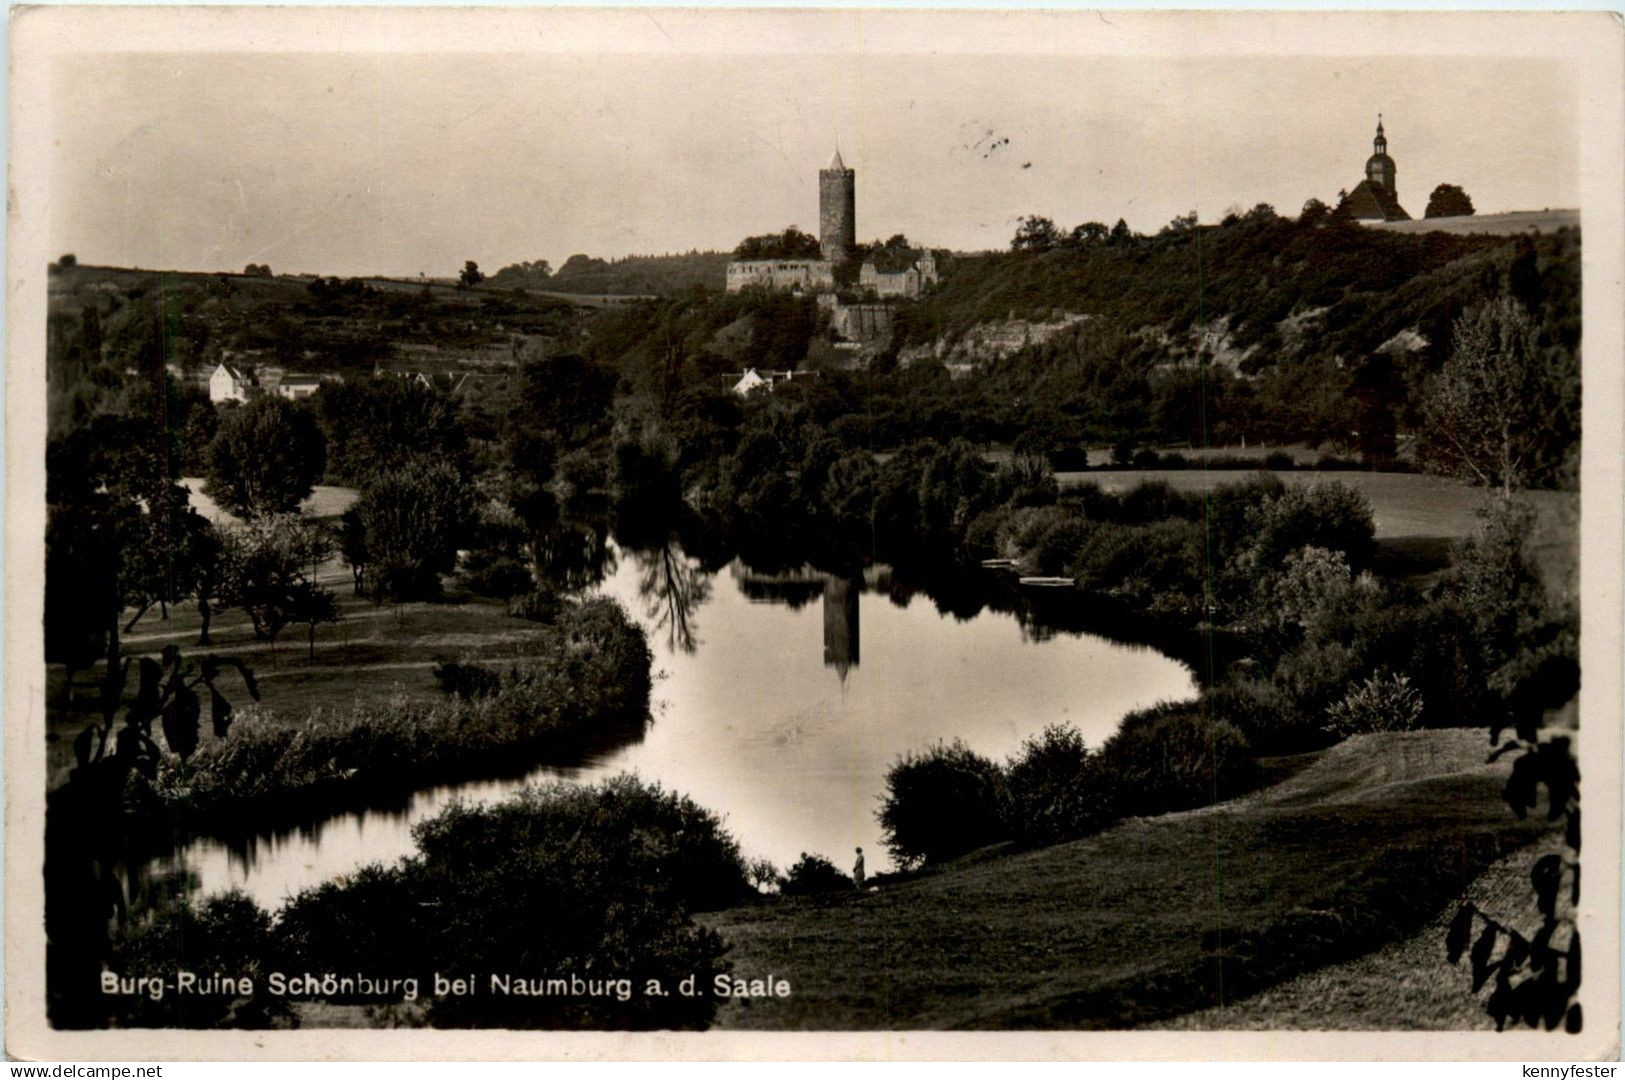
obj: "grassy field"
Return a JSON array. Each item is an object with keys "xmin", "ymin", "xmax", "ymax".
[
  {"xmin": 45, "ymin": 573, "xmax": 553, "ymax": 789},
  {"xmin": 1371, "ymin": 210, "xmax": 1578, "ymax": 237},
  {"xmin": 985, "ymin": 442, "xmax": 1333, "ymax": 470},
  {"xmin": 179, "ymin": 478, "xmax": 358, "ymax": 525},
  {"xmin": 701, "ymin": 729, "xmax": 1552, "ymax": 1030},
  {"xmin": 1151, "ymin": 834, "xmax": 1563, "ymax": 1031},
  {"xmin": 1059, "ymin": 469, "xmax": 1578, "ymax": 599}
]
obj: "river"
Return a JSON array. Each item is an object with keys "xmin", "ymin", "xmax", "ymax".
[{"xmin": 163, "ymin": 542, "xmax": 1196, "ymax": 910}]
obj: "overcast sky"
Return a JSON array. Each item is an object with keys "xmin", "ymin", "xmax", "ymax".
[{"xmin": 45, "ymin": 13, "xmax": 1579, "ymax": 279}]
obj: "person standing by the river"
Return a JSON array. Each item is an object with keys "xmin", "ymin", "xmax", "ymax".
[{"xmin": 853, "ymin": 847, "xmax": 866, "ymax": 890}]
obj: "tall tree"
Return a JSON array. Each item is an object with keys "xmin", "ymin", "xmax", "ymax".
[
  {"xmin": 1425, "ymin": 183, "xmax": 1476, "ymax": 219},
  {"xmin": 1421, "ymin": 297, "xmax": 1539, "ymax": 494},
  {"xmin": 509, "ymin": 353, "xmax": 617, "ymax": 450},
  {"xmin": 351, "ymin": 460, "xmax": 476, "ymax": 602},
  {"xmin": 1010, "ymin": 215, "xmax": 1060, "ymax": 253},
  {"xmin": 204, "ymin": 396, "xmax": 327, "ymax": 518},
  {"xmin": 1067, "ymin": 222, "xmax": 1109, "ymax": 247},
  {"xmin": 217, "ymin": 513, "xmax": 336, "ymax": 650},
  {"xmin": 315, "ymin": 375, "xmax": 469, "ymax": 485}
]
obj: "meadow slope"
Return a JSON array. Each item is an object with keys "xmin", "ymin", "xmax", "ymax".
[{"xmin": 702, "ymin": 729, "xmax": 1552, "ymax": 1030}]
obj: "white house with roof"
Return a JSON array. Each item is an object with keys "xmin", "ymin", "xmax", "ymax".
[
  {"xmin": 729, "ymin": 368, "xmax": 813, "ymax": 396},
  {"xmin": 208, "ymin": 363, "xmax": 252, "ymax": 404},
  {"xmin": 732, "ymin": 369, "xmax": 772, "ymax": 396}
]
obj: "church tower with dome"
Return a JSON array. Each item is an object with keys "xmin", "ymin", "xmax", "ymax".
[
  {"xmin": 1366, "ymin": 116, "xmax": 1397, "ymax": 197},
  {"xmin": 1339, "ymin": 115, "xmax": 1411, "ymax": 222}
]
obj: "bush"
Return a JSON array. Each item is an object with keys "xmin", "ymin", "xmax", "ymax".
[
  {"xmin": 1030, "ymin": 516, "xmax": 1094, "ymax": 576},
  {"xmin": 878, "ymin": 740, "xmax": 1007, "ymax": 868},
  {"xmin": 509, "ymin": 588, "xmax": 565, "ymax": 624},
  {"xmin": 1207, "ymin": 673, "xmax": 1297, "ymax": 750},
  {"xmin": 1072, "ymin": 518, "xmax": 1206, "ymax": 613},
  {"xmin": 1116, "ymin": 480, "xmax": 1201, "ymax": 524},
  {"xmin": 995, "ymin": 503, "xmax": 1077, "ymax": 560},
  {"xmin": 1099, "ymin": 702, "xmax": 1259, "ymax": 816},
  {"xmin": 995, "ymin": 454, "xmax": 1061, "ymax": 508},
  {"xmin": 274, "ymin": 776, "xmax": 744, "ymax": 1028},
  {"xmin": 1268, "ymin": 637, "xmax": 1363, "ymax": 726},
  {"xmin": 1240, "ymin": 482, "xmax": 1376, "ymax": 573},
  {"xmin": 433, "ymin": 659, "xmax": 502, "ymax": 699},
  {"xmin": 107, "ymin": 890, "xmax": 291, "ymax": 1028},
  {"xmin": 1001, "ymin": 724, "xmax": 1113, "ymax": 846},
  {"xmin": 780, "ymin": 853, "xmax": 853, "ymax": 896},
  {"xmin": 1322, "ymin": 670, "xmax": 1424, "ymax": 742},
  {"xmin": 460, "ymin": 550, "xmax": 534, "ymax": 599},
  {"xmin": 1247, "ymin": 545, "xmax": 1352, "ymax": 640}
]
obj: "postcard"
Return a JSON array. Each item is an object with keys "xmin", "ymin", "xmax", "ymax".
[{"xmin": 6, "ymin": 6, "xmax": 1621, "ymax": 1061}]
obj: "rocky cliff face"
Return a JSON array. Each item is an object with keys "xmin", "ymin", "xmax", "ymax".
[{"xmin": 897, "ymin": 312, "xmax": 1092, "ymax": 368}]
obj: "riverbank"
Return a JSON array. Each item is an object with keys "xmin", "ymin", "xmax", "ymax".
[
  {"xmin": 701, "ymin": 728, "xmax": 1552, "ymax": 1029},
  {"xmin": 49, "ymin": 595, "xmax": 653, "ymax": 846},
  {"xmin": 1064, "ymin": 471, "xmax": 1578, "ymax": 599},
  {"xmin": 46, "ymin": 572, "xmax": 559, "ymax": 788}
]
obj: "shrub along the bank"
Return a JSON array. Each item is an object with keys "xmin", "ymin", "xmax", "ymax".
[
  {"xmin": 271, "ymin": 776, "xmax": 746, "ymax": 1030},
  {"xmin": 132, "ymin": 597, "xmax": 652, "ymax": 830},
  {"xmin": 976, "ymin": 477, "xmax": 1574, "ymax": 756},
  {"xmin": 877, "ymin": 713, "xmax": 1261, "ymax": 869},
  {"xmin": 780, "ymin": 853, "xmax": 854, "ymax": 896},
  {"xmin": 1095, "ymin": 702, "xmax": 1260, "ymax": 816},
  {"xmin": 877, "ymin": 740, "xmax": 1009, "ymax": 869},
  {"xmin": 1001, "ymin": 724, "xmax": 1114, "ymax": 847},
  {"xmin": 105, "ymin": 776, "xmax": 748, "ymax": 1029},
  {"xmin": 105, "ymin": 889, "xmax": 293, "ymax": 1029}
]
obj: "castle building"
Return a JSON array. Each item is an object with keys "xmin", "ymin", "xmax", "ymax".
[
  {"xmin": 726, "ymin": 150, "xmax": 854, "ymax": 295},
  {"xmin": 726, "ymin": 149, "xmax": 939, "ymax": 313},
  {"xmin": 819, "ymin": 148, "xmax": 857, "ymax": 264},
  {"xmin": 724, "ymin": 259, "xmax": 836, "ymax": 294},
  {"xmin": 859, "ymin": 248, "xmax": 939, "ymax": 298},
  {"xmin": 1339, "ymin": 116, "xmax": 1411, "ymax": 222}
]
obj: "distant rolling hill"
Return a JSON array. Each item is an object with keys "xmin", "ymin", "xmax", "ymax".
[{"xmin": 1372, "ymin": 209, "xmax": 1579, "ymax": 236}]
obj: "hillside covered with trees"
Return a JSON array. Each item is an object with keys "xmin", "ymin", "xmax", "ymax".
[{"xmin": 488, "ymin": 250, "xmax": 732, "ymax": 295}]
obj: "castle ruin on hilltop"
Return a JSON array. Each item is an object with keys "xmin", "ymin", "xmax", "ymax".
[{"xmin": 726, "ymin": 149, "xmax": 939, "ymax": 301}]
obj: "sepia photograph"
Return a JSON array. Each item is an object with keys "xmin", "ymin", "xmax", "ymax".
[{"xmin": 5, "ymin": 6, "xmax": 1622, "ymax": 1061}]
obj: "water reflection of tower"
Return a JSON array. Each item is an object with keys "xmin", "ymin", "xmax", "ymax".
[{"xmin": 823, "ymin": 577, "xmax": 860, "ymax": 682}]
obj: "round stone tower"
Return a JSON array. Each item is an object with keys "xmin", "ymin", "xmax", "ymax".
[
  {"xmin": 1365, "ymin": 115, "xmax": 1397, "ymax": 198},
  {"xmin": 819, "ymin": 147, "xmax": 856, "ymax": 265}
]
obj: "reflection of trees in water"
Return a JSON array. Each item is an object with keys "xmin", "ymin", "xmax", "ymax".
[
  {"xmin": 529, "ymin": 516, "xmax": 615, "ymax": 594},
  {"xmin": 634, "ymin": 540, "xmax": 712, "ymax": 654},
  {"xmin": 46, "ymin": 802, "xmax": 203, "ymax": 1027}
]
